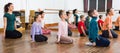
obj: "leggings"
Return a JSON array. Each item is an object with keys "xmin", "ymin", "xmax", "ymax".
[
  {"xmin": 5, "ymin": 30, "xmax": 22, "ymax": 39},
  {"xmin": 31, "ymin": 34, "xmax": 48, "ymax": 42},
  {"xmin": 80, "ymin": 30, "xmax": 88, "ymax": 37},
  {"xmin": 95, "ymin": 36, "xmax": 110, "ymax": 47},
  {"xmin": 101, "ymin": 29, "xmax": 118, "ymax": 38},
  {"xmin": 60, "ymin": 36, "xmax": 73, "ymax": 44},
  {"xmin": 114, "ymin": 26, "xmax": 119, "ymax": 31}
]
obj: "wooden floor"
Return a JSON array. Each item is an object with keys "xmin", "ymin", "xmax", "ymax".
[{"xmin": 0, "ymin": 29, "xmax": 120, "ymax": 53}]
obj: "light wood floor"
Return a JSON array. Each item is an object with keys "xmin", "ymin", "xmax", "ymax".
[{"xmin": 0, "ymin": 29, "xmax": 120, "ymax": 53}]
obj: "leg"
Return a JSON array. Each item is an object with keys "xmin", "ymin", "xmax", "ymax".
[
  {"xmin": 41, "ymin": 34, "xmax": 48, "ymax": 41},
  {"xmin": 101, "ymin": 30, "xmax": 109, "ymax": 38},
  {"xmin": 68, "ymin": 28, "xmax": 72, "ymax": 36},
  {"xmin": 110, "ymin": 30, "xmax": 118, "ymax": 38},
  {"xmin": 14, "ymin": 30, "xmax": 22, "ymax": 38},
  {"xmin": 85, "ymin": 30, "xmax": 88, "ymax": 36},
  {"xmin": 60, "ymin": 36, "xmax": 73, "ymax": 44},
  {"xmin": 5, "ymin": 30, "xmax": 22, "ymax": 39},
  {"xmin": 114, "ymin": 26, "xmax": 119, "ymax": 31},
  {"xmin": 35, "ymin": 34, "xmax": 48, "ymax": 42},
  {"xmin": 80, "ymin": 33, "xmax": 85, "ymax": 37},
  {"xmin": 95, "ymin": 36, "xmax": 110, "ymax": 47}
]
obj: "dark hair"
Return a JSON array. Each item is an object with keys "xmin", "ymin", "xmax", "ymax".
[
  {"xmin": 99, "ymin": 15, "xmax": 103, "ymax": 19},
  {"xmin": 88, "ymin": 9, "xmax": 95, "ymax": 17},
  {"xmin": 39, "ymin": 11, "xmax": 44, "ymax": 15},
  {"xmin": 4, "ymin": 3, "xmax": 13, "ymax": 13},
  {"xmin": 59, "ymin": 10, "xmax": 64, "ymax": 17},
  {"xmin": 73, "ymin": 9, "xmax": 77, "ymax": 14},
  {"xmin": 80, "ymin": 15, "xmax": 84, "ymax": 19},
  {"xmin": 66, "ymin": 11, "xmax": 70, "ymax": 16}
]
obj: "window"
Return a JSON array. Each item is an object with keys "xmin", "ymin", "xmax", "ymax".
[{"xmin": 84, "ymin": 0, "xmax": 112, "ymax": 12}]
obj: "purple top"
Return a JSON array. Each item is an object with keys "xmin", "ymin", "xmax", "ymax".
[{"xmin": 31, "ymin": 22, "xmax": 43, "ymax": 41}]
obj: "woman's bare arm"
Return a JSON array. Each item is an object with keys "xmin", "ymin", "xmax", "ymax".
[{"xmin": 3, "ymin": 18, "xmax": 7, "ymax": 37}]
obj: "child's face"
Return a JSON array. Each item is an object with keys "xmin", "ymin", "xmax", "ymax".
[
  {"xmin": 37, "ymin": 15, "xmax": 42, "ymax": 22},
  {"xmin": 93, "ymin": 10, "xmax": 99, "ymax": 17},
  {"xmin": 109, "ymin": 9, "xmax": 114, "ymax": 16},
  {"xmin": 61, "ymin": 12, "xmax": 67, "ymax": 19},
  {"xmin": 76, "ymin": 10, "xmax": 79, "ymax": 13},
  {"xmin": 81, "ymin": 17, "xmax": 85, "ymax": 21}
]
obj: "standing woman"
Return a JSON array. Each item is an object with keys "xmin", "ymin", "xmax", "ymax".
[
  {"xmin": 73, "ymin": 9, "xmax": 79, "ymax": 27},
  {"xmin": 3, "ymin": 3, "xmax": 22, "ymax": 39}
]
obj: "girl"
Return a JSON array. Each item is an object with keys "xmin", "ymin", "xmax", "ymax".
[
  {"xmin": 102, "ymin": 8, "xmax": 118, "ymax": 38},
  {"xmin": 39, "ymin": 11, "xmax": 51, "ymax": 34},
  {"xmin": 73, "ymin": 9, "xmax": 79, "ymax": 27},
  {"xmin": 87, "ymin": 9, "xmax": 110, "ymax": 47},
  {"xmin": 3, "ymin": 3, "xmax": 22, "ymax": 39},
  {"xmin": 98, "ymin": 15, "xmax": 104, "ymax": 30},
  {"xmin": 31, "ymin": 14, "xmax": 48, "ymax": 42},
  {"xmin": 114, "ymin": 10, "xmax": 120, "ymax": 31},
  {"xmin": 56, "ymin": 10, "xmax": 73, "ymax": 44},
  {"xmin": 66, "ymin": 11, "xmax": 76, "ymax": 29}
]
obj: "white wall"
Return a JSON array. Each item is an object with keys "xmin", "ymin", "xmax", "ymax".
[
  {"xmin": 0, "ymin": 0, "xmax": 26, "ymax": 28},
  {"xmin": 112, "ymin": 0, "xmax": 120, "ymax": 21},
  {"xmin": 25, "ymin": 0, "xmax": 66, "ymax": 23},
  {"xmin": 1, "ymin": 0, "xmax": 120, "ymax": 28},
  {"xmin": 65, "ymin": 0, "xmax": 84, "ymax": 11}
]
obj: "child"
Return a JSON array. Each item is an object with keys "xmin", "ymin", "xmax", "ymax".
[
  {"xmin": 56, "ymin": 10, "xmax": 73, "ymax": 44},
  {"xmin": 31, "ymin": 14, "xmax": 48, "ymax": 42},
  {"xmin": 66, "ymin": 11, "xmax": 72, "ymax": 36},
  {"xmin": 66, "ymin": 11, "xmax": 76, "ymax": 29},
  {"xmin": 87, "ymin": 9, "xmax": 110, "ymax": 47},
  {"xmin": 39, "ymin": 11, "xmax": 51, "ymax": 34},
  {"xmin": 98, "ymin": 15, "xmax": 104, "ymax": 30},
  {"xmin": 78, "ymin": 15, "xmax": 88, "ymax": 37},
  {"xmin": 102, "ymin": 8, "xmax": 118, "ymax": 38},
  {"xmin": 73, "ymin": 9, "xmax": 79, "ymax": 26},
  {"xmin": 114, "ymin": 10, "xmax": 120, "ymax": 31}
]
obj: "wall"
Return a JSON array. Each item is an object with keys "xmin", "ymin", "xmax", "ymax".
[
  {"xmin": 0, "ymin": 0, "xmax": 26, "ymax": 28},
  {"xmin": 0, "ymin": 0, "xmax": 120, "ymax": 28}
]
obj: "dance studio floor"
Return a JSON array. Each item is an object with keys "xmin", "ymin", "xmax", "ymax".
[{"xmin": 0, "ymin": 29, "xmax": 120, "ymax": 53}]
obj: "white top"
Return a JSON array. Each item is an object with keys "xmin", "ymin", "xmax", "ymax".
[{"xmin": 57, "ymin": 21, "xmax": 68, "ymax": 37}]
